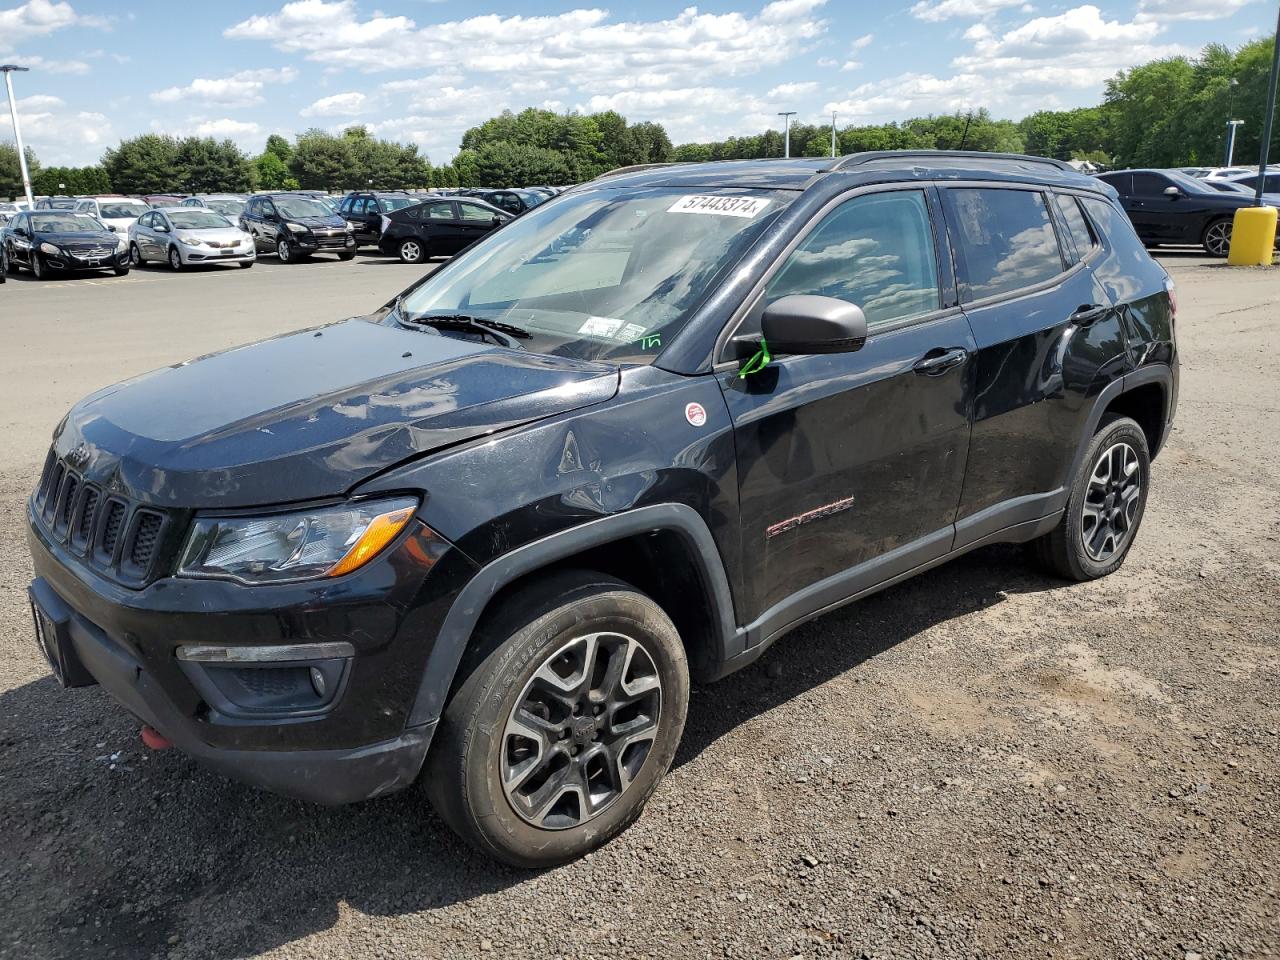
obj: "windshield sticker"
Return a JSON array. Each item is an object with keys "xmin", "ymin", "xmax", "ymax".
[
  {"xmin": 577, "ymin": 316, "xmax": 624, "ymax": 338},
  {"xmin": 618, "ymin": 322, "xmax": 647, "ymax": 341},
  {"xmin": 667, "ymin": 195, "xmax": 771, "ymax": 218}
]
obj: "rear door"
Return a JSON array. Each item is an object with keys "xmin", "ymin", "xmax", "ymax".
[
  {"xmin": 940, "ymin": 185, "xmax": 1127, "ymax": 546},
  {"xmin": 720, "ymin": 186, "xmax": 975, "ymax": 632}
]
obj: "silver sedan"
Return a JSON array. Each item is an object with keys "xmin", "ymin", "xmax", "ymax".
[{"xmin": 128, "ymin": 207, "xmax": 257, "ymax": 270}]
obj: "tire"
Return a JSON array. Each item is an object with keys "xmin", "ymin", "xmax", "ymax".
[
  {"xmin": 30, "ymin": 252, "xmax": 45, "ymax": 280},
  {"xmin": 129, "ymin": 243, "xmax": 143, "ymax": 266},
  {"xmin": 238, "ymin": 260, "xmax": 254, "ymax": 269},
  {"xmin": 398, "ymin": 238, "xmax": 426, "ymax": 264},
  {"xmin": 425, "ymin": 570, "xmax": 689, "ymax": 868},
  {"xmin": 1202, "ymin": 217, "xmax": 1232, "ymax": 257},
  {"xmin": 1030, "ymin": 414, "xmax": 1151, "ymax": 581},
  {"xmin": 3, "ymin": 244, "xmax": 15, "ymax": 274},
  {"xmin": 337, "ymin": 251, "xmax": 356, "ymax": 261},
  {"xmin": 167, "ymin": 246, "xmax": 182, "ymax": 271},
  {"xmin": 113, "ymin": 266, "xmax": 129, "ymax": 277},
  {"xmin": 277, "ymin": 238, "xmax": 293, "ymax": 263}
]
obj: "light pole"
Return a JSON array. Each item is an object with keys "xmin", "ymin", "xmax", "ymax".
[
  {"xmin": 1, "ymin": 64, "xmax": 34, "ymax": 207},
  {"xmin": 1225, "ymin": 119, "xmax": 1244, "ymax": 166},
  {"xmin": 830, "ymin": 111, "xmax": 838, "ymax": 158},
  {"xmin": 1255, "ymin": 1, "xmax": 1280, "ymax": 207},
  {"xmin": 777, "ymin": 111, "xmax": 796, "ymax": 158}
]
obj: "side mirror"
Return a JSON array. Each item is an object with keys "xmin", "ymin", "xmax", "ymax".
[
  {"xmin": 1163, "ymin": 186, "xmax": 1182, "ymax": 198},
  {"xmin": 761, "ymin": 295, "xmax": 868, "ymax": 355},
  {"xmin": 156, "ymin": 224, "xmax": 170, "ymax": 233},
  {"xmin": 491, "ymin": 216, "xmax": 503, "ymax": 226}
]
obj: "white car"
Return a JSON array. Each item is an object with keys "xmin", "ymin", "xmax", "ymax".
[
  {"xmin": 74, "ymin": 196, "xmax": 152, "ymax": 237},
  {"xmin": 127, "ymin": 207, "xmax": 256, "ymax": 270}
]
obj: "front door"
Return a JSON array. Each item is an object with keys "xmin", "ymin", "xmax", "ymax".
[{"xmin": 721, "ymin": 187, "xmax": 974, "ymax": 632}]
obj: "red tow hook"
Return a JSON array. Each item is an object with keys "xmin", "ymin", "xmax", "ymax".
[{"xmin": 140, "ymin": 725, "xmax": 173, "ymax": 750}]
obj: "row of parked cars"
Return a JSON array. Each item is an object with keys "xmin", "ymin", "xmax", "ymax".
[
  {"xmin": 0, "ymin": 185, "xmax": 570, "ymax": 282},
  {"xmin": 1095, "ymin": 165, "xmax": 1280, "ymax": 256}
]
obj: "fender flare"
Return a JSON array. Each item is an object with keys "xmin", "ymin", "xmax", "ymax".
[
  {"xmin": 405, "ymin": 503, "xmax": 741, "ymax": 727},
  {"xmin": 1065, "ymin": 363, "xmax": 1173, "ymax": 489}
]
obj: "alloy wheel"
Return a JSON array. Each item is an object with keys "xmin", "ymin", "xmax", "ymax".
[
  {"xmin": 1204, "ymin": 220, "xmax": 1232, "ymax": 257},
  {"xmin": 168, "ymin": 246, "xmax": 182, "ymax": 271},
  {"xmin": 31, "ymin": 254, "xmax": 43, "ymax": 279},
  {"xmin": 1081, "ymin": 441, "xmax": 1142, "ymax": 562},
  {"xmin": 278, "ymin": 239, "xmax": 291, "ymax": 263},
  {"xmin": 130, "ymin": 243, "xmax": 142, "ymax": 266},
  {"xmin": 501, "ymin": 631, "xmax": 662, "ymax": 830},
  {"xmin": 399, "ymin": 240, "xmax": 422, "ymax": 263}
]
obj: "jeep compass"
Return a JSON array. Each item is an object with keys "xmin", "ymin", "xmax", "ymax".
[{"xmin": 27, "ymin": 152, "xmax": 1178, "ymax": 867}]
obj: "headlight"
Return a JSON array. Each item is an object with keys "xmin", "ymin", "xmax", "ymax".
[
  {"xmin": 116, "ymin": 238, "xmax": 128, "ymax": 253},
  {"xmin": 178, "ymin": 236, "xmax": 202, "ymax": 247},
  {"xmin": 177, "ymin": 497, "xmax": 418, "ymax": 584},
  {"xmin": 286, "ymin": 222, "xmax": 309, "ymax": 234},
  {"xmin": 39, "ymin": 242, "xmax": 61, "ymax": 256},
  {"xmin": 346, "ymin": 220, "xmax": 361, "ymax": 231}
]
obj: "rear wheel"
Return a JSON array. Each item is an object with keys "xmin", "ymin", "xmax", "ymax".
[
  {"xmin": 398, "ymin": 238, "xmax": 426, "ymax": 264},
  {"xmin": 167, "ymin": 246, "xmax": 182, "ymax": 271},
  {"xmin": 426, "ymin": 571, "xmax": 689, "ymax": 868},
  {"xmin": 1030, "ymin": 415, "xmax": 1150, "ymax": 581},
  {"xmin": 1202, "ymin": 217, "xmax": 1232, "ymax": 257}
]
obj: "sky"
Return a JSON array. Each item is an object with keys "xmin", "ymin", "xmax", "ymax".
[{"xmin": 0, "ymin": 0, "xmax": 1275, "ymax": 167}]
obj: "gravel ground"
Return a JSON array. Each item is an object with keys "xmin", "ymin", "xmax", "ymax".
[{"xmin": 1, "ymin": 251, "xmax": 1277, "ymax": 960}]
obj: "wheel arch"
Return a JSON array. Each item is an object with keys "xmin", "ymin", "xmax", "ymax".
[
  {"xmin": 1065, "ymin": 364, "xmax": 1173, "ymax": 491},
  {"xmin": 405, "ymin": 503, "xmax": 741, "ymax": 729}
]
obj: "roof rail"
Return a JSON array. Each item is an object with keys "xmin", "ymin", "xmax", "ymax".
[
  {"xmin": 831, "ymin": 150, "xmax": 1073, "ymax": 172},
  {"xmin": 593, "ymin": 161, "xmax": 691, "ymax": 181}
]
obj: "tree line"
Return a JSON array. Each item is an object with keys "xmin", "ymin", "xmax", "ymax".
[{"xmin": 2, "ymin": 36, "xmax": 1276, "ymax": 200}]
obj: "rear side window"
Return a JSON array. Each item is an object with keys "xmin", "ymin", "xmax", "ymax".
[
  {"xmin": 1053, "ymin": 194, "xmax": 1097, "ymax": 263},
  {"xmin": 428, "ymin": 203, "xmax": 456, "ymax": 220},
  {"xmin": 765, "ymin": 189, "xmax": 940, "ymax": 328},
  {"xmin": 1080, "ymin": 196, "xmax": 1145, "ymax": 252},
  {"xmin": 945, "ymin": 188, "xmax": 1064, "ymax": 302}
]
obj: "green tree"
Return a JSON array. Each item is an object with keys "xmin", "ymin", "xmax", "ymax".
[
  {"xmin": 254, "ymin": 151, "xmax": 293, "ymax": 190},
  {"xmin": 474, "ymin": 141, "xmax": 572, "ymax": 187},
  {"xmin": 289, "ymin": 128, "xmax": 354, "ymax": 190},
  {"xmin": 173, "ymin": 137, "xmax": 255, "ymax": 193},
  {"xmin": 264, "ymin": 133, "xmax": 293, "ymax": 162},
  {"xmin": 0, "ymin": 142, "xmax": 41, "ymax": 199},
  {"xmin": 33, "ymin": 165, "xmax": 112, "ymax": 195},
  {"xmin": 102, "ymin": 135, "xmax": 180, "ymax": 194}
]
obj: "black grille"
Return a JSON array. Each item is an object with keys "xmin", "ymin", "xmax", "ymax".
[
  {"xmin": 33, "ymin": 447, "xmax": 177, "ymax": 586},
  {"xmin": 100, "ymin": 501, "xmax": 126, "ymax": 556}
]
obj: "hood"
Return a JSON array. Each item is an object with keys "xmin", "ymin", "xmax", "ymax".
[
  {"xmin": 288, "ymin": 214, "xmax": 345, "ymax": 230},
  {"xmin": 175, "ymin": 227, "xmax": 250, "ymax": 243},
  {"xmin": 53, "ymin": 319, "xmax": 619, "ymax": 509},
  {"xmin": 40, "ymin": 229, "xmax": 117, "ymax": 243}
]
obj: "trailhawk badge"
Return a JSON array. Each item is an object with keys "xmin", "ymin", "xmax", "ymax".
[{"xmin": 685, "ymin": 402, "xmax": 707, "ymax": 427}]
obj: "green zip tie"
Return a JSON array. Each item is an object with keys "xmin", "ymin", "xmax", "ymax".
[{"xmin": 738, "ymin": 336, "xmax": 772, "ymax": 378}]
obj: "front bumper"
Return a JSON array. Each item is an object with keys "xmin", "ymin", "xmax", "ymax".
[
  {"xmin": 180, "ymin": 246, "xmax": 256, "ymax": 264},
  {"xmin": 44, "ymin": 250, "xmax": 129, "ymax": 271},
  {"xmin": 26, "ymin": 505, "xmax": 478, "ymax": 804},
  {"xmin": 296, "ymin": 232, "xmax": 356, "ymax": 253}
]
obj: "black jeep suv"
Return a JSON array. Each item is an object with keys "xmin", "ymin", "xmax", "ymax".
[{"xmin": 27, "ymin": 152, "xmax": 1177, "ymax": 867}]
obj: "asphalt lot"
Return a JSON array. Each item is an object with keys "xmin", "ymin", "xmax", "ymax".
[{"xmin": 1, "ymin": 249, "xmax": 1277, "ymax": 960}]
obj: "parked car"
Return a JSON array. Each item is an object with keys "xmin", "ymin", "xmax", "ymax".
[
  {"xmin": 182, "ymin": 194, "xmax": 249, "ymax": 223},
  {"xmin": 1094, "ymin": 168, "xmax": 1273, "ymax": 256},
  {"xmin": 376, "ymin": 196, "xmax": 511, "ymax": 263},
  {"xmin": 73, "ymin": 196, "xmax": 151, "ymax": 236},
  {"xmin": 465, "ymin": 188, "xmax": 546, "ymax": 216},
  {"xmin": 1222, "ymin": 167, "xmax": 1280, "ymax": 197},
  {"xmin": 239, "ymin": 193, "xmax": 356, "ymax": 263},
  {"xmin": 2, "ymin": 210, "xmax": 129, "ymax": 279},
  {"xmin": 24, "ymin": 151, "xmax": 1177, "ymax": 867},
  {"xmin": 1200, "ymin": 177, "xmax": 1280, "ymax": 204},
  {"xmin": 338, "ymin": 191, "xmax": 421, "ymax": 246},
  {"xmin": 128, "ymin": 207, "xmax": 255, "ymax": 270},
  {"xmin": 35, "ymin": 196, "xmax": 78, "ymax": 210},
  {"xmin": 0, "ymin": 201, "xmax": 17, "ymax": 224},
  {"xmin": 142, "ymin": 194, "xmax": 185, "ymax": 208}
]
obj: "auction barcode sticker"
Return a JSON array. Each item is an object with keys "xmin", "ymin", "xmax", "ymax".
[{"xmin": 667, "ymin": 195, "xmax": 771, "ymax": 218}]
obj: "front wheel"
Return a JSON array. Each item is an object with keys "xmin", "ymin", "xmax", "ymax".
[
  {"xmin": 238, "ymin": 260, "xmax": 254, "ymax": 269},
  {"xmin": 425, "ymin": 571, "xmax": 689, "ymax": 868},
  {"xmin": 1202, "ymin": 218, "xmax": 1232, "ymax": 257},
  {"xmin": 113, "ymin": 266, "xmax": 129, "ymax": 277},
  {"xmin": 30, "ymin": 252, "xmax": 45, "ymax": 280},
  {"xmin": 129, "ymin": 243, "xmax": 143, "ymax": 266},
  {"xmin": 277, "ymin": 238, "xmax": 294, "ymax": 263},
  {"xmin": 1030, "ymin": 415, "xmax": 1150, "ymax": 581},
  {"xmin": 337, "ymin": 251, "xmax": 356, "ymax": 261},
  {"xmin": 3, "ymin": 244, "xmax": 15, "ymax": 274},
  {"xmin": 398, "ymin": 238, "xmax": 426, "ymax": 264},
  {"xmin": 167, "ymin": 246, "xmax": 183, "ymax": 271}
]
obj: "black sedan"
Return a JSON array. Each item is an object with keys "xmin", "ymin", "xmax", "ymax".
[
  {"xmin": 2, "ymin": 211, "xmax": 130, "ymax": 280},
  {"xmin": 1095, "ymin": 168, "xmax": 1274, "ymax": 256},
  {"xmin": 377, "ymin": 197, "xmax": 511, "ymax": 263}
]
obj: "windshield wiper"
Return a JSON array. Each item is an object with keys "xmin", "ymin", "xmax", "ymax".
[{"xmin": 400, "ymin": 312, "xmax": 532, "ymax": 349}]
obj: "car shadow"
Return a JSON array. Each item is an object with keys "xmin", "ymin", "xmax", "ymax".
[{"xmin": 4, "ymin": 544, "xmax": 1069, "ymax": 959}]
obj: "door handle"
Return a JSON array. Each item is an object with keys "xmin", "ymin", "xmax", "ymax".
[
  {"xmin": 914, "ymin": 347, "xmax": 968, "ymax": 375},
  {"xmin": 1072, "ymin": 303, "xmax": 1110, "ymax": 327}
]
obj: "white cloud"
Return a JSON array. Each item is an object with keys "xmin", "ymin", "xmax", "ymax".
[
  {"xmin": 193, "ymin": 118, "xmax": 263, "ymax": 140},
  {"xmin": 10, "ymin": 93, "xmax": 114, "ymax": 165},
  {"xmin": 910, "ymin": 0, "xmax": 1028, "ymax": 21},
  {"xmin": 851, "ymin": 33, "xmax": 874, "ymax": 49},
  {"xmin": 0, "ymin": 0, "xmax": 77, "ymax": 41},
  {"xmin": 767, "ymin": 81, "xmax": 819, "ymax": 99},
  {"xmin": 150, "ymin": 67, "xmax": 297, "ymax": 107},
  {"xmin": 0, "ymin": 50, "xmax": 89, "ymax": 73},
  {"xmin": 300, "ymin": 91, "xmax": 367, "ymax": 117},
  {"xmin": 1135, "ymin": 0, "xmax": 1258, "ymax": 21},
  {"xmin": 841, "ymin": 60, "xmax": 862, "ymax": 72}
]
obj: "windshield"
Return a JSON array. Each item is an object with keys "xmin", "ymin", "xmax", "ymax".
[
  {"xmin": 99, "ymin": 202, "xmax": 149, "ymax": 220},
  {"xmin": 40, "ymin": 199, "xmax": 78, "ymax": 210},
  {"xmin": 518, "ymin": 191, "xmax": 545, "ymax": 207},
  {"xmin": 380, "ymin": 196, "xmax": 416, "ymax": 211},
  {"xmin": 206, "ymin": 198, "xmax": 246, "ymax": 217},
  {"xmin": 170, "ymin": 210, "xmax": 233, "ymax": 230},
  {"xmin": 32, "ymin": 213, "xmax": 105, "ymax": 232},
  {"xmin": 315, "ymin": 196, "xmax": 339, "ymax": 213},
  {"xmin": 275, "ymin": 197, "xmax": 333, "ymax": 219},
  {"xmin": 397, "ymin": 186, "xmax": 789, "ymax": 363}
]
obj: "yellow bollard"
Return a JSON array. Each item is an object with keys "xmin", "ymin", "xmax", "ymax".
[{"xmin": 1226, "ymin": 205, "xmax": 1278, "ymax": 265}]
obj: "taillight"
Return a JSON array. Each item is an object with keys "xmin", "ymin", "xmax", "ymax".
[
  {"xmin": 380, "ymin": 214, "xmax": 391, "ymax": 234},
  {"xmin": 1164, "ymin": 275, "xmax": 1177, "ymax": 323}
]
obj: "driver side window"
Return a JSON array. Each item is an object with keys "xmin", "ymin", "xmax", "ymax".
[{"xmin": 763, "ymin": 189, "xmax": 941, "ymax": 330}]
